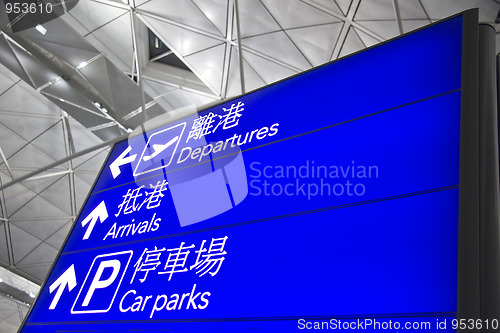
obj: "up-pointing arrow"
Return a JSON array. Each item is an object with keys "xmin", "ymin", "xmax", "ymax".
[
  {"xmin": 110, "ymin": 146, "xmax": 137, "ymax": 179},
  {"xmin": 48, "ymin": 265, "xmax": 77, "ymax": 310},
  {"xmin": 81, "ymin": 201, "xmax": 108, "ymax": 240}
]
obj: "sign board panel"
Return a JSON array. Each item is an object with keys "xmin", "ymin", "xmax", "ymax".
[{"xmin": 20, "ymin": 12, "xmax": 474, "ymax": 332}]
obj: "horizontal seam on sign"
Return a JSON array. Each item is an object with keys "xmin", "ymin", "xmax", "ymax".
[
  {"xmin": 62, "ymin": 184, "xmax": 459, "ymax": 256},
  {"xmin": 90, "ymin": 87, "xmax": 462, "ymax": 196},
  {"xmin": 24, "ymin": 311, "xmax": 458, "ymax": 325}
]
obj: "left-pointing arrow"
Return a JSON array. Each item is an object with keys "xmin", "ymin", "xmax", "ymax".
[
  {"xmin": 48, "ymin": 265, "xmax": 77, "ymax": 310},
  {"xmin": 110, "ymin": 146, "xmax": 137, "ymax": 179},
  {"xmin": 81, "ymin": 201, "xmax": 108, "ymax": 240}
]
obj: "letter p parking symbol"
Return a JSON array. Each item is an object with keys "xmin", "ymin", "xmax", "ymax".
[{"xmin": 71, "ymin": 251, "xmax": 132, "ymax": 314}]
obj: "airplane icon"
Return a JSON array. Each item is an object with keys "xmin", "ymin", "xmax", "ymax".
[
  {"xmin": 133, "ymin": 122, "xmax": 186, "ymax": 177},
  {"xmin": 143, "ymin": 136, "xmax": 179, "ymax": 161}
]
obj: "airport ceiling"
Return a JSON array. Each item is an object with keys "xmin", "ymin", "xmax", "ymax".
[{"xmin": 0, "ymin": 0, "xmax": 499, "ymax": 331}]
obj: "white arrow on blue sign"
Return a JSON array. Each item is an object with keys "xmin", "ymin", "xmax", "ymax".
[
  {"xmin": 48, "ymin": 264, "xmax": 77, "ymax": 310},
  {"xmin": 81, "ymin": 201, "xmax": 108, "ymax": 240}
]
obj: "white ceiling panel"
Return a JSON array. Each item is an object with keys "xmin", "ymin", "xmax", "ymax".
[
  {"xmin": 0, "ymin": 115, "xmax": 60, "ymax": 144},
  {"xmin": 71, "ymin": 149, "xmax": 108, "ymax": 174},
  {"xmin": 82, "ymin": 33, "xmax": 133, "ymax": 73},
  {"xmin": 67, "ymin": 0, "xmax": 129, "ymax": 33},
  {"xmin": 10, "ymin": 191, "xmax": 69, "ymax": 220},
  {"xmin": 0, "ymin": 123, "xmax": 28, "ymax": 160},
  {"xmin": 160, "ymin": 87, "xmax": 217, "ymax": 111},
  {"xmin": 9, "ymin": 224, "xmax": 41, "ymax": 265},
  {"xmin": 339, "ymin": 26, "xmax": 365, "ymax": 58},
  {"xmin": 41, "ymin": 80, "xmax": 102, "ymax": 112},
  {"xmin": 0, "ymin": 223, "xmax": 10, "ymax": 266},
  {"xmin": 397, "ymin": 0, "xmax": 429, "ymax": 20},
  {"xmin": 309, "ymin": 0, "xmax": 345, "ymax": 14},
  {"xmin": 78, "ymin": 57, "xmax": 116, "ymax": 109},
  {"xmin": 287, "ymin": 22, "xmax": 344, "ymax": 66},
  {"xmin": 0, "ymin": 67, "xmax": 19, "ymax": 95},
  {"xmin": 43, "ymin": 221, "xmax": 72, "ymax": 250},
  {"xmin": 74, "ymin": 149, "xmax": 109, "ymax": 173},
  {"xmin": 355, "ymin": 0, "xmax": 395, "ymax": 20},
  {"xmin": 66, "ymin": 116, "xmax": 103, "ymax": 152},
  {"xmin": 185, "ymin": 43, "xmax": 227, "ymax": 95},
  {"xmin": 18, "ymin": 171, "xmax": 68, "ymax": 193},
  {"xmin": 357, "ymin": 20, "xmax": 399, "ymax": 40},
  {"xmin": 141, "ymin": 14, "xmax": 222, "ymax": 56},
  {"xmin": 0, "ymin": 38, "xmax": 33, "ymax": 87},
  {"xmin": 74, "ymin": 174, "xmax": 93, "ymax": 209},
  {"xmin": 152, "ymin": 95, "xmax": 176, "ymax": 112},
  {"xmin": 37, "ymin": 176, "xmax": 72, "ymax": 216},
  {"xmin": 355, "ymin": 27, "xmax": 381, "ymax": 47},
  {"xmin": 90, "ymin": 13, "xmax": 134, "ymax": 68},
  {"xmin": 0, "ymin": 81, "xmax": 60, "ymax": 117},
  {"xmin": 0, "ymin": 297, "xmax": 18, "ymax": 312},
  {"xmin": 143, "ymin": 79, "xmax": 178, "ymax": 98},
  {"xmin": 138, "ymin": 0, "xmax": 223, "ymax": 36},
  {"xmin": 12, "ymin": 218, "xmax": 70, "ymax": 243},
  {"xmin": 7, "ymin": 144, "xmax": 63, "ymax": 171},
  {"xmin": 30, "ymin": 122, "xmax": 67, "ymax": 162},
  {"xmin": 225, "ymin": 46, "xmax": 266, "ymax": 98},
  {"xmin": 9, "ymin": 49, "xmax": 58, "ymax": 89},
  {"xmin": 232, "ymin": 0, "xmax": 280, "ymax": 38},
  {"xmin": 16, "ymin": 264, "xmax": 51, "ymax": 284},
  {"xmin": 335, "ymin": 0, "xmax": 352, "ymax": 15},
  {"xmin": 243, "ymin": 30, "xmax": 311, "ymax": 70},
  {"xmin": 262, "ymin": 0, "xmax": 342, "ymax": 29},
  {"xmin": 17, "ymin": 242, "xmax": 58, "ymax": 267},
  {"xmin": 2, "ymin": 312, "xmax": 22, "ymax": 331},
  {"xmin": 402, "ymin": 19, "xmax": 433, "ymax": 34},
  {"xmin": 18, "ymin": 21, "xmax": 101, "ymax": 69},
  {"xmin": 242, "ymin": 50, "xmax": 298, "ymax": 84},
  {"xmin": 192, "ymin": 0, "xmax": 229, "ymax": 36},
  {"xmin": 0, "ymin": 63, "xmax": 22, "ymax": 85},
  {"xmin": 2, "ymin": 182, "xmax": 39, "ymax": 217}
]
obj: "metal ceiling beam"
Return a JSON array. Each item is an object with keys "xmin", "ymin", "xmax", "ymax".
[
  {"xmin": 40, "ymin": 92, "xmax": 110, "ymax": 119},
  {"xmin": 330, "ymin": 0, "xmax": 361, "ymax": 60},
  {"xmin": 7, "ymin": 172, "xmax": 68, "ymax": 218},
  {"xmin": 0, "ymin": 281, "xmax": 33, "ymax": 306},
  {"xmin": 0, "ymin": 147, "xmax": 13, "ymax": 179},
  {"xmin": 137, "ymin": 12, "xmax": 223, "ymax": 96},
  {"xmin": 149, "ymin": 50, "xmax": 173, "ymax": 63},
  {"xmin": 241, "ymin": 46, "xmax": 301, "ymax": 72},
  {"xmin": 19, "ymin": 170, "xmax": 70, "ymax": 181},
  {"xmin": 393, "ymin": 0, "xmax": 404, "ymax": 35},
  {"xmin": 0, "ymin": 263, "xmax": 42, "ymax": 285},
  {"xmin": 141, "ymin": 63, "xmax": 218, "ymax": 97},
  {"xmin": 130, "ymin": 8, "xmax": 148, "ymax": 124},
  {"xmin": 301, "ymin": 0, "xmax": 385, "ymax": 43},
  {"xmin": 122, "ymin": 99, "xmax": 157, "ymax": 121},
  {"xmin": 9, "ymin": 216, "xmax": 72, "ymax": 222},
  {"xmin": 0, "ymin": 133, "xmax": 128, "ymax": 192},
  {"xmin": 0, "ymin": 177, "xmax": 14, "ymax": 267},
  {"xmin": 2, "ymin": 31, "xmax": 121, "ymax": 126},
  {"xmin": 234, "ymin": 0, "xmax": 246, "ymax": 94},
  {"xmin": 260, "ymin": 0, "xmax": 313, "ymax": 69},
  {"xmin": 87, "ymin": 122, "xmax": 120, "ymax": 132},
  {"xmin": 91, "ymin": 0, "xmax": 129, "ymax": 10},
  {"xmin": 137, "ymin": 8, "xmax": 305, "ymax": 91},
  {"xmin": 418, "ymin": 0, "xmax": 432, "ymax": 24},
  {"xmin": 62, "ymin": 111, "xmax": 77, "ymax": 221},
  {"xmin": 221, "ymin": 0, "xmax": 235, "ymax": 99},
  {"xmin": 0, "ymin": 110, "xmax": 60, "ymax": 120},
  {"xmin": 137, "ymin": 10, "xmax": 226, "ymax": 42}
]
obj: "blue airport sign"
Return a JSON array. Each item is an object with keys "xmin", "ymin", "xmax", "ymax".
[{"xmin": 20, "ymin": 13, "xmax": 469, "ymax": 332}]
